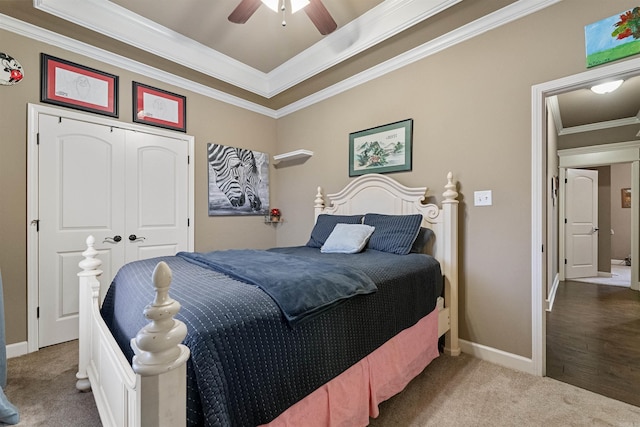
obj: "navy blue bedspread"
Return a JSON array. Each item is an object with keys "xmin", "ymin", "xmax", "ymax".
[
  {"xmin": 100, "ymin": 247, "xmax": 442, "ymax": 427},
  {"xmin": 177, "ymin": 250, "xmax": 377, "ymax": 326}
]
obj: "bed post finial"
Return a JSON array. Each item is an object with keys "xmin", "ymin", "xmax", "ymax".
[
  {"xmin": 314, "ymin": 186, "xmax": 325, "ymax": 221},
  {"xmin": 442, "ymin": 172, "xmax": 458, "ymax": 203},
  {"xmin": 314, "ymin": 186, "xmax": 325, "ymax": 209},
  {"xmin": 132, "ymin": 261, "xmax": 190, "ymax": 376}
]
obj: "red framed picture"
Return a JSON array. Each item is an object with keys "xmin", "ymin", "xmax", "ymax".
[
  {"xmin": 40, "ymin": 53, "xmax": 118, "ymax": 117},
  {"xmin": 132, "ymin": 82, "xmax": 186, "ymax": 132}
]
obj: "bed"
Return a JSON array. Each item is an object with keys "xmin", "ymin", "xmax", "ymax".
[{"xmin": 75, "ymin": 172, "xmax": 459, "ymax": 426}]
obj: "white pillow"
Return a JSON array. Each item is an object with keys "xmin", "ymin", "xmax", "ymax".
[{"xmin": 321, "ymin": 223, "xmax": 375, "ymax": 254}]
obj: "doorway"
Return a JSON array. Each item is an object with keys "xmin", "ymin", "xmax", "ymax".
[
  {"xmin": 531, "ymin": 56, "xmax": 640, "ymax": 377},
  {"xmin": 548, "ymin": 159, "xmax": 638, "ymax": 401}
]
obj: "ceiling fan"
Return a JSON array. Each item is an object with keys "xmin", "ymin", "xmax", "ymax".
[{"xmin": 228, "ymin": 0, "xmax": 338, "ymax": 35}]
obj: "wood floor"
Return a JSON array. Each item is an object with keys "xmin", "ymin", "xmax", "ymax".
[{"xmin": 546, "ymin": 280, "xmax": 640, "ymax": 407}]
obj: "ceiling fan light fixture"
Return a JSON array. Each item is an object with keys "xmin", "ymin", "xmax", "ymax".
[
  {"xmin": 261, "ymin": 0, "xmax": 309, "ymax": 14},
  {"xmin": 261, "ymin": 0, "xmax": 279, "ymax": 13},
  {"xmin": 290, "ymin": 0, "xmax": 310, "ymax": 13},
  {"xmin": 590, "ymin": 80, "xmax": 624, "ymax": 94}
]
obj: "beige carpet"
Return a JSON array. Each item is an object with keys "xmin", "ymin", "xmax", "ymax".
[
  {"xmin": 5, "ymin": 341, "xmax": 100, "ymax": 426},
  {"xmin": 5, "ymin": 341, "xmax": 640, "ymax": 426}
]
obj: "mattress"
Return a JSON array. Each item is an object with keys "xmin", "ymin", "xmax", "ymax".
[{"xmin": 100, "ymin": 246, "xmax": 443, "ymax": 426}]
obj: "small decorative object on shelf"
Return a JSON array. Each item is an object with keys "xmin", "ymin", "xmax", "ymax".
[
  {"xmin": 265, "ymin": 208, "xmax": 282, "ymax": 224},
  {"xmin": 269, "ymin": 208, "xmax": 281, "ymax": 222}
]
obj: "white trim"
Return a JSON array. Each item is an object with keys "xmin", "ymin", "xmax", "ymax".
[
  {"xmin": 26, "ymin": 103, "xmax": 196, "ymax": 353},
  {"xmin": 459, "ymin": 339, "xmax": 535, "ymax": 375},
  {"xmin": 547, "ymin": 96, "xmax": 640, "ymax": 136},
  {"xmin": 266, "ymin": 0, "xmax": 463, "ymax": 96},
  {"xmin": 546, "ymin": 273, "xmax": 560, "ymax": 312},
  {"xmin": 3, "ymin": 0, "xmax": 558, "ymax": 118},
  {"xmin": 558, "ymin": 116, "xmax": 640, "ymax": 136},
  {"xmin": 0, "ymin": 13, "xmax": 277, "ymax": 119},
  {"xmin": 532, "ymin": 56, "xmax": 640, "ymax": 377},
  {"xmin": 34, "ymin": 0, "xmax": 462, "ymax": 98},
  {"xmin": 6, "ymin": 341, "xmax": 28, "ymax": 359},
  {"xmin": 276, "ymin": 0, "xmax": 561, "ymax": 117}
]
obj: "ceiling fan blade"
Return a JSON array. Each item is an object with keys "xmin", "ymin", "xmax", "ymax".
[
  {"xmin": 304, "ymin": 0, "xmax": 337, "ymax": 35},
  {"xmin": 228, "ymin": 0, "xmax": 262, "ymax": 24}
]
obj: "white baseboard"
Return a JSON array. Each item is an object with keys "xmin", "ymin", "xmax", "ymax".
[
  {"xmin": 460, "ymin": 339, "xmax": 536, "ymax": 375},
  {"xmin": 6, "ymin": 341, "xmax": 28, "ymax": 359}
]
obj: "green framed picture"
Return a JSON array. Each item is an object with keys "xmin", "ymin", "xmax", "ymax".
[{"xmin": 349, "ymin": 119, "xmax": 413, "ymax": 177}]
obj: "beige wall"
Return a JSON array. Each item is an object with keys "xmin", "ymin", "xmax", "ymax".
[
  {"xmin": 1, "ymin": 0, "xmax": 638, "ymax": 359},
  {"xmin": 0, "ymin": 29, "xmax": 277, "ymax": 345},
  {"xmin": 273, "ymin": 0, "xmax": 639, "ymax": 357}
]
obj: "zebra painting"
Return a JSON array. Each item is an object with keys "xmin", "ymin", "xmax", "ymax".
[{"xmin": 207, "ymin": 143, "xmax": 269, "ymax": 216}]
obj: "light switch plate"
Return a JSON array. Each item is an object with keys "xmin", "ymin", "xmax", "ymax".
[{"xmin": 474, "ymin": 190, "xmax": 492, "ymax": 206}]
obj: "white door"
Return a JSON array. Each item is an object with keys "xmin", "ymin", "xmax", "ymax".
[
  {"xmin": 565, "ymin": 168, "xmax": 599, "ymax": 279},
  {"xmin": 38, "ymin": 115, "xmax": 189, "ymax": 347},
  {"xmin": 124, "ymin": 131, "xmax": 189, "ymax": 262}
]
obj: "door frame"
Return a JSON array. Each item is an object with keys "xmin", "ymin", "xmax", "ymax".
[
  {"xmin": 557, "ymin": 144, "xmax": 640, "ymax": 283},
  {"xmin": 26, "ymin": 103, "xmax": 195, "ymax": 353},
  {"xmin": 532, "ymin": 56, "xmax": 640, "ymax": 376}
]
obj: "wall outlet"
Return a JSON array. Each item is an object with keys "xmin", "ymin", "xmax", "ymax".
[{"xmin": 474, "ymin": 190, "xmax": 492, "ymax": 206}]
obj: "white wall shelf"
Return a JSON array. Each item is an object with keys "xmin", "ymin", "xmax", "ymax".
[{"xmin": 273, "ymin": 149, "xmax": 313, "ymax": 164}]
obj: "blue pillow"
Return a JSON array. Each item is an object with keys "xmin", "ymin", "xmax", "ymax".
[
  {"xmin": 321, "ymin": 224, "xmax": 375, "ymax": 254},
  {"xmin": 306, "ymin": 214, "xmax": 363, "ymax": 248},
  {"xmin": 363, "ymin": 213, "xmax": 423, "ymax": 255},
  {"xmin": 410, "ymin": 227, "xmax": 435, "ymax": 254}
]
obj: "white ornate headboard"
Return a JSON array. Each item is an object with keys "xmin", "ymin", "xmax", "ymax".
[
  {"xmin": 313, "ymin": 172, "xmax": 460, "ymax": 355},
  {"xmin": 313, "ymin": 173, "xmax": 458, "ymax": 269}
]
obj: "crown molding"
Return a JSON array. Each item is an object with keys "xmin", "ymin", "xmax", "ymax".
[
  {"xmin": 547, "ymin": 95, "xmax": 640, "ymax": 136},
  {"xmin": 34, "ymin": 0, "xmax": 269, "ymax": 95},
  {"xmin": 277, "ymin": 0, "xmax": 561, "ymax": 117},
  {"xmin": 266, "ymin": 0, "xmax": 462, "ymax": 96},
  {"xmin": 0, "ymin": 13, "xmax": 277, "ymax": 118},
  {"xmin": 34, "ymin": 0, "xmax": 462, "ymax": 99},
  {"xmin": 2, "ymin": 0, "xmax": 558, "ymax": 118}
]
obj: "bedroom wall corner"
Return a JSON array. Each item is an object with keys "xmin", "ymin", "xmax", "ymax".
[
  {"xmin": 0, "ymin": 28, "xmax": 279, "ymax": 347},
  {"xmin": 271, "ymin": 0, "xmax": 639, "ymax": 363}
]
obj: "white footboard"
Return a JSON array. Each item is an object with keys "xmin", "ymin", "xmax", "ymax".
[{"xmin": 76, "ymin": 236, "xmax": 190, "ymax": 427}]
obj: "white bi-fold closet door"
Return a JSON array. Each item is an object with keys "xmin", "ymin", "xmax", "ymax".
[{"xmin": 37, "ymin": 113, "xmax": 190, "ymax": 348}]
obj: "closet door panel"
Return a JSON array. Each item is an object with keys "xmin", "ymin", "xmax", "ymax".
[{"xmin": 124, "ymin": 131, "xmax": 189, "ymax": 263}]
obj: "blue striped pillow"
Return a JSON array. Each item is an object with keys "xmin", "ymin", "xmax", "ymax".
[
  {"xmin": 306, "ymin": 214, "xmax": 364, "ymax": 248},
  {"xmin": 363, "ymin": 213, "xmax": 423, "ymax": 255}
]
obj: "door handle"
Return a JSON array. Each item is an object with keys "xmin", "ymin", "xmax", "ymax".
[
  {"xmin": 103, "ymin": 235, "xmax": 122, "ymax": 244},
  {"xmin": 592, "ymin": 227, "xmax": 599, "ymax": 234},
  {"xmin": 128, "ymin": 234, "xmax": 146, "ymax": 242}
]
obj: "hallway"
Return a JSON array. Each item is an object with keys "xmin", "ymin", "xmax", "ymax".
[{"xmin": 546, "ymin": 279, "xmax": 640, "ymax": 407}]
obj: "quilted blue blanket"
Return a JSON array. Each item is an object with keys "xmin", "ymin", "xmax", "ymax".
[
  {"xmin": 177, "ymin": 250, "xmax": 377, "ymax": 325},
  {"xmin": 101, "ymin": 247, "xmax": 442, "ymax": 426}
]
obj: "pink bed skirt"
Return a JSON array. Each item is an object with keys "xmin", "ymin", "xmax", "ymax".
[{"xmin": 261, "ymin": 309, "xmax": 440, "ymax": 427}]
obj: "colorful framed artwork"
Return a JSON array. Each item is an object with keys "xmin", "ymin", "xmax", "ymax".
[
  {"xmin": 133, "ymin": 82, "xmax": 186, "ymax": 132},
  {"xmin": 207, "ymin": 143, "xmax": 270, "ymax": 216},
  {"xmin": 585, "ymin": 7, "xmax": 640, "ymax": 68},
  {"xmin": 349, "ymin": 119, "xmax": 413, "ymax": 177},
  {"xmin": 40, "ymin": 53, "xmax": 118, "ymax": 117}
]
